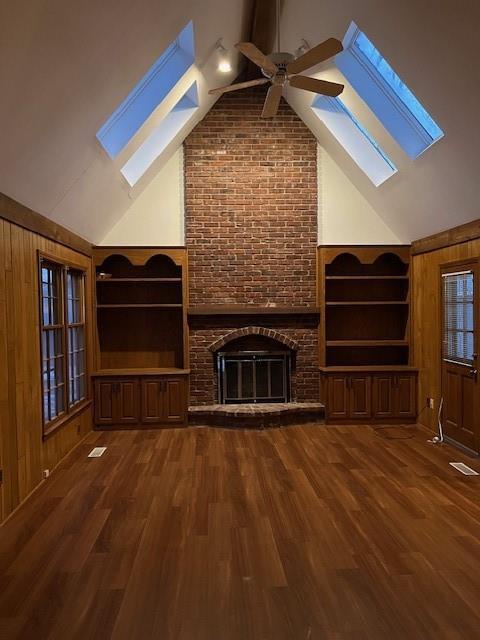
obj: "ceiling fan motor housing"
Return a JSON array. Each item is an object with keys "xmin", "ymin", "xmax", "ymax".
[{"xmin": 262, "ymin": 51, "xmax": 295, "ymax": 77}]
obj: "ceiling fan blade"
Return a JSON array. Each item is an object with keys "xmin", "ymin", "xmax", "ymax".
[
  {"xmin": 235, "ymin": 42, "xmax": 278, "ymax": 76},
  {"xmin": 289, "ymin": 75, "xmax": 344, "ymax": 97},
  {"xmin": 287, "ymin": 38, "xmax": 343, "ymax": 75},
  {"xmin": 209, "ymin": 78, "xmax": 270, "ymax": 96},
  {"xmin": 261, "ymin": 84, "xmax": 283, "ymax": 118}
]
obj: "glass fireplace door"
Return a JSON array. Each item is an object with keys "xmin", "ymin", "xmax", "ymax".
[{"xmin": 218, "ymin": 352, "xmax": 290, "ymax": 404}]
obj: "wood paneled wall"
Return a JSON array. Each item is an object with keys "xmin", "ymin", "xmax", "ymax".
[
  {"xmin": 412, "ymin": 238, "xmax": 480, "ymax": 430},
  {"xmin": 0, "ymin": 218, "xmax": 94, "ymax": 522}
]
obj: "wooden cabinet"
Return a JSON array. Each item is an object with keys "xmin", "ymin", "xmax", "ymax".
[
  {"xmin": 394, "ymin": 374, "xmax": 416, "ymax": 418},
  {"xmin": 349, "ymin": 375, "xmax": 371, "ymax": 419},
  {"xmin": 327, "ymin": 375, "xmax": 371, "ymax": 419},
  {"xmin": 141, "ymin": 377, "xmax": 187, "ymax": 425},
  {"xmin": 93, "ymin": 371, "xmax": 188, "ymax": 428},
  {"xmin": 322, "ymin": 370, "xmax": 417, "ymax": 423},
  {"xmin": 94, "ymin": 378, "xmax": 140, "ymax": 426}
]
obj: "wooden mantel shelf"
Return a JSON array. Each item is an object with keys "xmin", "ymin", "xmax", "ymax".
[{"xmin": 188, "ymin": 305, "xmax": 320, "ymax": 316}]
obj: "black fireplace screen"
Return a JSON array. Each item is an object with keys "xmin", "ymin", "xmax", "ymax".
[{"xmin": 217, "ymin": 351, "xmax": 291, "ymax": 404}]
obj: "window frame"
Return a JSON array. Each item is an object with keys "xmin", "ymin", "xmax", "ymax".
[
  {"xmin": 38, "ymin": 252, "xmax": 89, "ymax": 437},
  {"xmin": 311, "ymin": 95, "xmax": 397, "ymax": 186},
  {"xmin": 440, "ymin": 260, "xmax": 477, "ymax": 368},
  {"xmin": 336, "ymin": 22, "xmax": 444, "ymax": 159}
]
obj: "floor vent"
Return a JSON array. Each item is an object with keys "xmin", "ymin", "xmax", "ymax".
[
  {"xmin": 88, "ymin": 447, "xmax": 107, "ymax": 458},
  {"xmin": 449, "ymin": 462, "xmax": 479, "ymax": 476}
]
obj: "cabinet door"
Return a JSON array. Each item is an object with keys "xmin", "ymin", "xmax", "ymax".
[
  {"xmin": 395, "ymin": 374, "xmax": 416, "ymax": 418},
  {"xmin": 116, "ymin": 380, "xmax": 140, "ymax": 424},
  {"xmin": 140, "ymin": 377, "xmax": 187, "ymax": 425},
  {"xmin": 164, "ymin": 378, "xmax": 187, "ymax": 423},
  {"xmin": 372, "ymin": 375, "xmax": 395, "ymax": 419},
  {"xmin": 327, "ymin": 375, "xmax": 349, "ymax": 419},
  {"xmin": 94, "ymin": 379, "xmax": 115, "ymax": 425},
  {"xmin": 349, "ymin": 376, "xmax": 371, "ymax": 419},
  {"xmin": 141, "ymin": 379, "xmax": 164, "ymax": 424}
]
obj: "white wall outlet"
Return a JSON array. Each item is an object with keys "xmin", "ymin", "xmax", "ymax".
[
  {"xmin": 43, "ymin": 469, "xmax": 50, "ymax": 478},
  {"xmin": 427, "ymin": 398, "xmax": 435, "ymax": 409}
]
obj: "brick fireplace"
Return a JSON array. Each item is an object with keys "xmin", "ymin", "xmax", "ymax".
[{"xmin": 185, "ymin": 87, "xmax": 319, "ymax": 405}]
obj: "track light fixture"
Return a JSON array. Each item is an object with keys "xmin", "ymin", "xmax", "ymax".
[{"xmin": 215, "ymin": 39, "xmax": 232, "ymax": 73}]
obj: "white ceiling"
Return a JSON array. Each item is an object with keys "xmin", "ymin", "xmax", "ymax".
[{"xmin": 1, "ymin": 0, "xmax": 479, "ymax": 243}]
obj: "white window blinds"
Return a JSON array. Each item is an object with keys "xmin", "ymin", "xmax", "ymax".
[{"xmin": 442, "ymin": 271, "xmax": 474, "ymax": 365}]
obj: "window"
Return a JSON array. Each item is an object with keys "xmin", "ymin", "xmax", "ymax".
[
  {"xmin": 97, "ymin": 21, "xmax": 195, "ymax": 158},
  {"xmin": 442, "ymin": 270, "xmax": 474, "ymax": 365},
  {"xmin": 312, "ymin": 95, "xmax": 397, "ymax": 186},
  {"xmin": 121, "ymin": 81, "xmax": 198, "ymax": 186},
  {"xmin": 66, "ymin": 270, "xmax": 87, "ymax": 406},
  {"xmin": 336, "ymin": 22, "xmax": 444, "ymax": 159},
  {"xmin": 40, "ymin": 256, "xmax": 87, "ymax": 434}
]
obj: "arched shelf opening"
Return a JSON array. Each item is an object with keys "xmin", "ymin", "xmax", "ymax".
[
  {"xmin": 326, "ymin": 252, "xmax": 408, "ymax": 276},
  {"xmin": 97, "ymin": 253, "xmax": 181, "ymax": 279}
]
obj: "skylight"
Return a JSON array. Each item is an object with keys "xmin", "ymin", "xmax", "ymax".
[
  {"xmin": 312, "ymin": 95, "xmax": 397, "ymax": 186},
  {"xmin": 336, "ymin": 22, "xmax": 444, "ymax": 159},
  {"xmin": 121, "ymin": 81, "xmax": 198, "ymax": 186},
  {"xmin": 97, "ymin": 21, "xmax": 195, "ymax": 158}
]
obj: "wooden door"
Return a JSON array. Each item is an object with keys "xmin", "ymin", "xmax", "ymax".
[
  {"xmin": 395, "ymin": 374, "xmax": 416, "ymax": 418},
  {"xmin": 441, "ymin": 262, "xmax": 480, "ymax": 452},
  {"xmin": 327, "ymin": 375, "xmax": 348, "ymax": 419},
  {"xmin": 163, "ymin": 378, "xmax": 186, "ymax": 423},
  {"xmin": 372, "ymin": 375, "xmax": 395, "ymax": 419},
  {"xmin": 116, "ymin": 380, "xmax": 139, "ymax": 425},
  {"xmin": 348, "ymin": 375, "xmax": 371, "ymax": 419},
  {"xmin": 94, "ymin": 379, "xmax": 116, "ymax": 425}
]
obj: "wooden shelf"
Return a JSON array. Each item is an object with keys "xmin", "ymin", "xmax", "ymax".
[
  {"xmin": 97, "ymin": 304, "xmax": 182, "ymax": 309},
  {"xmin": 319, "ymin": 365, "xmax": 418, "ymax": 373},
  {"xmin": 326, "ymin": 340, "xmax": 408, "ymax": 347},
  {"xmin": 93, "ymin": 367, "xmax": 190, "ymax": 377},
  {"xmin": 96, "ymin": 277, "xmax": 181, "ymax": 283},
  {"xmin": 326, "ymin": 301, "xmax": 408, "ymax": 306},
  {"xmin": 188, "ymin": 305, "xmax": 320, "ymax": 316},
  {"xmin": 325, "ymin": 276, "xmax": 408, "ymax": 280}
]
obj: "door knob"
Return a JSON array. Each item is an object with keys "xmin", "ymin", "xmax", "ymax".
[{"xmin": 469, "ymin": 368, "xmax": 478, "ymax": 376}]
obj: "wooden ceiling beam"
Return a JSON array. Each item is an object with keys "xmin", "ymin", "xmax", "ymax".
[{"xmin": 246, "ymin": 0, "xmax": 277, "ymax": 78}]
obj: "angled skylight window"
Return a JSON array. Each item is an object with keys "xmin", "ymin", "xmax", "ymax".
[
  {"xmin": 121, "ymin": 81, "xmax": 198, "ymax": 186},
  {"xmin": 336, "ymin": 22, "xmax": 444, "ymax": 159},
  {"xmin": 312, "ymin": 95, "xmax": 397, "ymax": 186},
  {"xmin": 97, "ymin": 21, "xmax": 194, "ymax": 158}
]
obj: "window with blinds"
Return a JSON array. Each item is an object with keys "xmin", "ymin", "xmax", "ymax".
[{"xmin": 442, "ymin": 270, "xmax": 474, "ymax": 365}]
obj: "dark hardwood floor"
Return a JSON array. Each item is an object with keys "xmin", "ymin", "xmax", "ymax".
[{"xmin": 1, "ymin": 424, "xmax": 480, "ymax": 639}]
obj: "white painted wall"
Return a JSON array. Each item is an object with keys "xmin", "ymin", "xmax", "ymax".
[
  {"xmin": 100, "ymin": 148, "xmax": 184, "ymax": 245},
  {"xmin": 101, "ymin": 141, "xmax": 401, "ymax": 247},
  {"xmin": 318, "ymin": 146, "xmax": 401, "ymax": 245}
]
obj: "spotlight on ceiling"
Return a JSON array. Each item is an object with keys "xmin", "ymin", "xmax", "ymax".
[
  {"xmin": 294, "ymin": 39, "xmax": 310, "ymax": 59},
  {"xmin": 215, "ymin": 39, "xmax": 232, "ymax": 73}
]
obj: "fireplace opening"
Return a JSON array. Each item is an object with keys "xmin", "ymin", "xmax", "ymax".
[{"xmin": 217, "ymin": 351, "xmax": 291, "ymax": 404}]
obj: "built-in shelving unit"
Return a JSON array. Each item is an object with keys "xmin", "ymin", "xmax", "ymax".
[
  {"xmin": 91, "ymin": 247, "xmax": 189, "ymax": 429},
  {"xmin": 93, "ymin": 248, "xmax": 188, "ymax": 370},
  {"xmin": 317, "ymin": 246, "xmax": 417, "ymax": 423}
]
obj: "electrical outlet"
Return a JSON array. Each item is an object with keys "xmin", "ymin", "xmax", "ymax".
[
  {"xmin": 427, "ymin": 398, "xmax": 434, "ymax": 409},
  {"xmin": 43, "ymin": 469, "xmax": 50, "ymax": 479}
]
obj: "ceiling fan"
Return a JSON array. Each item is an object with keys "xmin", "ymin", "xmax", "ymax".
[{"xmin": 208, "ymin": 1, "xmax": 344, "ymax": 118}]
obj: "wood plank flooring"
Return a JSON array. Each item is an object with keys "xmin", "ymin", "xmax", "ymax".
[{"xmin": 1, "ymin": 424, "xmax": 480, "ymax": 639}]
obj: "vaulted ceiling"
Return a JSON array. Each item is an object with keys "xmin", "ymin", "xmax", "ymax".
[{"xmin": 1, "ymin": 0, "xmax": 479, "ymax": 243}]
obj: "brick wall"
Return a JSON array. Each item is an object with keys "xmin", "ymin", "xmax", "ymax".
[{"xmin": 185, "ymin": 87, "xmax": 319, "ymax": 404}]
